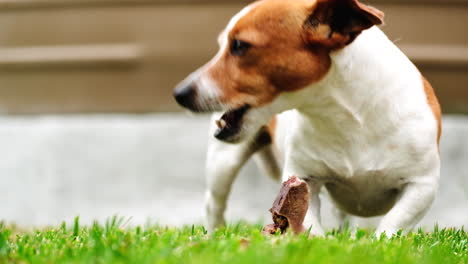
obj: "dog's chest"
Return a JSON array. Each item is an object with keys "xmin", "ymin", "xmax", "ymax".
[
  {"xmin": 273, "ymin": 110, "xmax": 421, "ymax": 216},
  {"xmin": 275, "ymin": 109, "xmax": 410, "ymax": 178}
]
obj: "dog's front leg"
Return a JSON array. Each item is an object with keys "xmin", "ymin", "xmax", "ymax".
[
  {"xmin": 304, "ymin": 182, "xmax": 326, "ymax": 236},
  {"xmin": 375, "ymin": 179, "xmax": 438, "ymax": 237},
  {"xmin": 205, "ymin": 115, "xmax": 267, "ymax": 232},
  {"xmin": 205, "ymin": 139, "xmax": 254, "ymax": 233}
]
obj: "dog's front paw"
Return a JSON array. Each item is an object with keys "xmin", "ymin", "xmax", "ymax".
[
  {"xmin": 375, "ymin": 227, "xmax": 401, "ymax": 239},
  {"xmin": 205, "ymin": 215, "xmax": 226, "ymax": 234}
]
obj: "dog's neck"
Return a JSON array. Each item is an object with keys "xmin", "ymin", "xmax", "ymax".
[{"xmin": 289, "ymin": 27, "xmax": 421, "ymax": 128}]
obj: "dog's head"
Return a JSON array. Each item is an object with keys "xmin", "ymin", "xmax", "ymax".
[{"xmin": 174, "ymin": 0, "xmax": 383, "ymax": 143}]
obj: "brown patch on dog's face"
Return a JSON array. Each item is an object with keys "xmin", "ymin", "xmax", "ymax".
[{"xmin": 207, "ymin": 0, "xmax": 332, "ymax": 109}]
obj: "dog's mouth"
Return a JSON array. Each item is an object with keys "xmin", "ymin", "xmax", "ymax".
[{"xmin": 214, "ymin": 105, "xmax": 250, "ymax": 142}]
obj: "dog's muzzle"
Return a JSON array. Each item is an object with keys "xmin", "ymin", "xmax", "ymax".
[{"xmin": 173, "ymin": 82, "xmax": 201, "ymax": 111}]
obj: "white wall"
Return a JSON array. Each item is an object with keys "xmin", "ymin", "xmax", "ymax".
[{"xmin": 0, "ymin": 114, "xmax": 466, "ymax": 230}]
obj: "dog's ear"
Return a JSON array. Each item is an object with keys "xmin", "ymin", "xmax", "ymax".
[{"xmin": 304, "ymin": 0, "xmax": 384, "ymax": 49}]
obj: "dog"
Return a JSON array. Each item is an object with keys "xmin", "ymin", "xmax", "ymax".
[{"xmin": 174, "ymin": 0, "xmax": 441, "ymax": 237}]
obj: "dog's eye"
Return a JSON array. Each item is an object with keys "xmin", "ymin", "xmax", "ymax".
[{"xmin": 230, "ymin": 39, "xmax": 251, "ymax": 56}]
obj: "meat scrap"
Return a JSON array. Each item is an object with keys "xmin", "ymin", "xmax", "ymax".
[{"xmin": 262, "ymin": 176, "xmax": 310, "ymax": 235}]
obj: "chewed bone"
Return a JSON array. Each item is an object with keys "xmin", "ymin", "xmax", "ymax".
[{"xmin": 262, "ymin": 176, "xmax": 310, "ymax": 235}]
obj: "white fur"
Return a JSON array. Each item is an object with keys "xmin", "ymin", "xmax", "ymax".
[{"xmin": 204, "ymin": 20, "xmax": 440, "ymax": 236}]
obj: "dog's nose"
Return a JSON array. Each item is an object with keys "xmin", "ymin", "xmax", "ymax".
[{"xmin": 174, "ymin": 83, "xmax": 198, "ymax": 110}]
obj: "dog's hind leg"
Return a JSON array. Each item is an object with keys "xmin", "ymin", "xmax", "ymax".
[
  {"xmin": 375, "ymin": 178, "xmax": 438, "ymax": 237},
  {"xmin": 205, "ymin": 114, "xmax": 273, "ymax": 232},
  {"xmin": 253, "ymin": 116, "xmax": 281, "ymax": 182}
]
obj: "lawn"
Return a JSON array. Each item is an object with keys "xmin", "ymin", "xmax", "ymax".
[{"xmin": 0, "ymin": 217, "xmax": 466, "ymax": 264}]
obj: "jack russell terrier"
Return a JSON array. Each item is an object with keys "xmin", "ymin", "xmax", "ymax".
[{"xmin": 174, "ymin": 0, "xmax": 441, "ymax": 237}]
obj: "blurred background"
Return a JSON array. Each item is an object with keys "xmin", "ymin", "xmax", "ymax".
[{"xmin": 0, "ymin": 0, "xmax": 467, "ymax": 229}]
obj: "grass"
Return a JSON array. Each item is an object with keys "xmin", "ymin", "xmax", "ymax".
[{"xmin": 0, "ymin": 217, "xmax": 466, "ymax": 264}]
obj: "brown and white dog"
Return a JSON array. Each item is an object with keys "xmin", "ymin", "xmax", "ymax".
[{"xmin": 174, "ymin": 0, "xmax": 441, "ymax": 237}]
